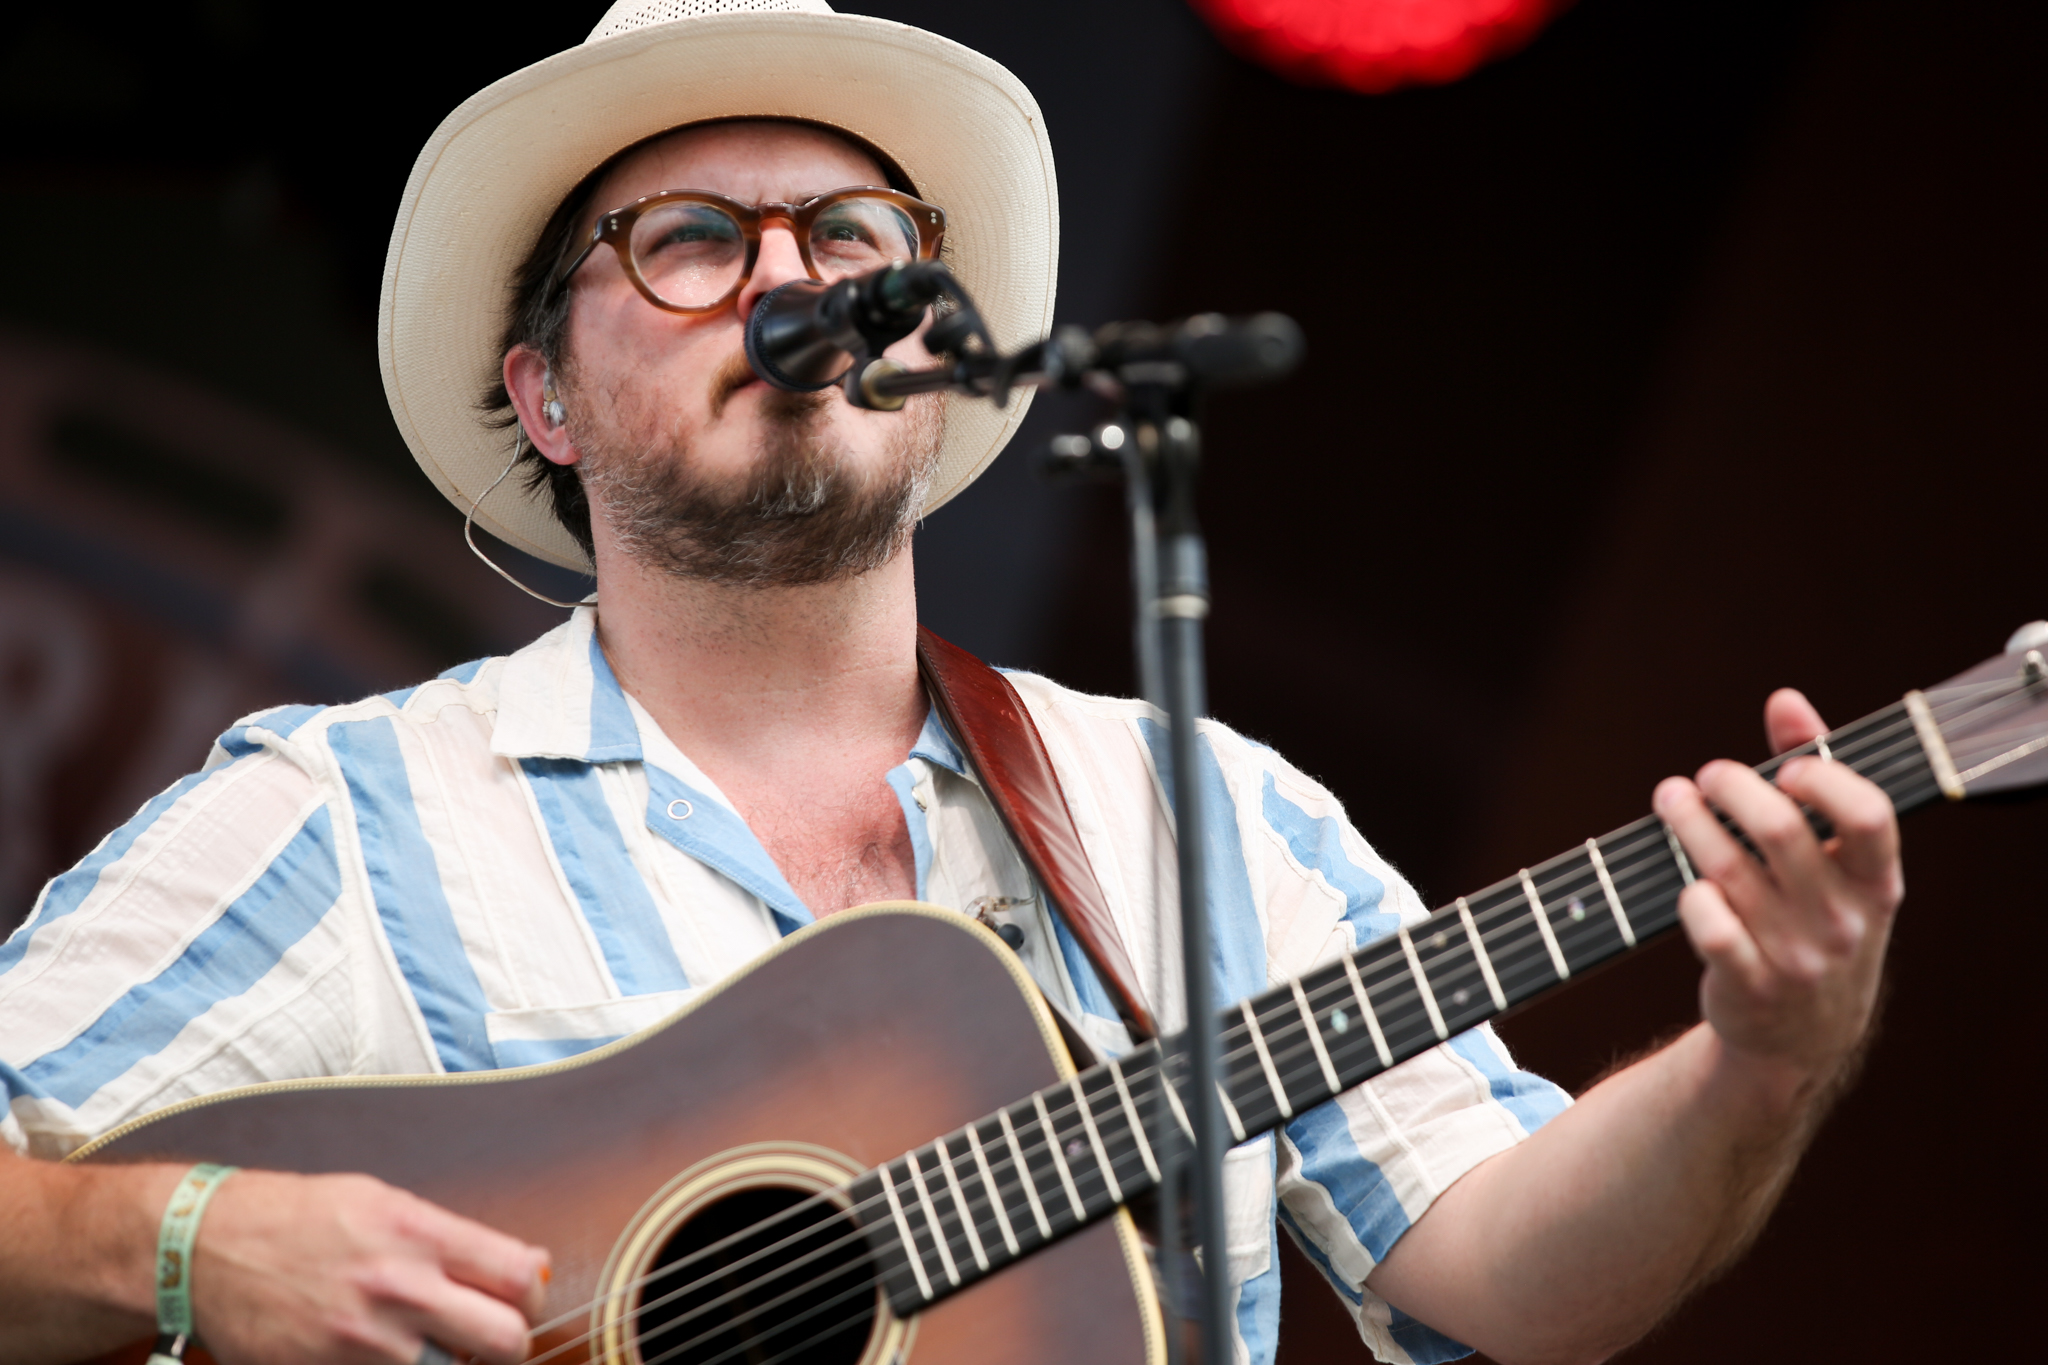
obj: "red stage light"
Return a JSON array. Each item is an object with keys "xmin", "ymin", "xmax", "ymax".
[{"xmin": 1188, "ymin": 0, "xmax": 1565, "ymax": 93}]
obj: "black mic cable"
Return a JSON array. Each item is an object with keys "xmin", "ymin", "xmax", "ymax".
[{"xmin": 743, "ymin": 259, "xmax": 958, "ymax": 392}]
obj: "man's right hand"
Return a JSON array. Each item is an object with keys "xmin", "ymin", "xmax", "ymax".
[
  {"xmin": 0, "ymin": 1151, "xmax": 548, "ymax": 1365},
  {"xmin": 193, "ymin": 1170, "xmax": 550, "ymax": 1365}
]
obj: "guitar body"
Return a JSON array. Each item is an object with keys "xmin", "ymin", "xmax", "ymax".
[{"xmin": 74, "ymin": 906, "xmax": 1163, "ymax": 1365}]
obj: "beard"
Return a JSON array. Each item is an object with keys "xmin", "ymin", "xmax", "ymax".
[{"xmin": 566, "ymin": 352, "xmax": 945, "ymax": 588}]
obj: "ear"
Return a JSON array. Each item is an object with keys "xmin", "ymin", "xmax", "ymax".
[{"xmin": 504, "ymin": 345, "xmax": 579, "ymax": 467}]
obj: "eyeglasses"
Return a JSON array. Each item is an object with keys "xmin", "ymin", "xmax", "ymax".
[{"xmin": 547, "ymin": 186, "xmax": 947, "ymax": 314}]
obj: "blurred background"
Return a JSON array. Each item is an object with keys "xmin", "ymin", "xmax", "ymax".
[{"xmin": 3, "ymin": 0, "xmax": 2039, "ymax": 1360}]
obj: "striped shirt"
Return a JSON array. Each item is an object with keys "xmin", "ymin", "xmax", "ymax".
[{"xmin": 0, "ymin": 607, "xmax": 1567, "ymax": 1365}]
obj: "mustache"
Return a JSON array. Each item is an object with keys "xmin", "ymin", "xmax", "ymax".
[{"xmin": 707, "ymin": 348, "xmax": 762, "ymax": 418}]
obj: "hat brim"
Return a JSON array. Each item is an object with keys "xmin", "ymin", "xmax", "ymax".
[{"xmin": 379, "ymin": 11, "xmax": 1057, "ymax": 572}]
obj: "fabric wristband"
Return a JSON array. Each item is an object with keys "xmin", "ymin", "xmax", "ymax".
[{"xmin": 148, "ymin": 1162, "xmax": 239, "ymax": 1362}]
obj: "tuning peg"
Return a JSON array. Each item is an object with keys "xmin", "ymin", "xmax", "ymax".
[{"xmin": 2005, "ymin": 620, "xmax": 2048, "ymax": 654}]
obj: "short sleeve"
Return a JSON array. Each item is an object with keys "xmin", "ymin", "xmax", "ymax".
[
  {"xmin": 0, "ymin": 710, "xmax": 354, "ymax": 1158},
  {"xmin": 1251, "ymin": 749, "xmax": 1571, "ymax": 1362}
]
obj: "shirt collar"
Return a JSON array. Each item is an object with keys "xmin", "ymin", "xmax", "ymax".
[
  {"xmin": 492, "ymin": 605, "xmax": 974, "ymax": 783},
  {"xmin": 491, "ymin": 607, "xmax": 643, "ymax": 763},
  {"xmin": 908, "ymin": 704, "xmax": 969, "ymax": 777}
]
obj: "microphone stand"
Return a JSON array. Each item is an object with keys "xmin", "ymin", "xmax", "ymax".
[{"xmin": 848, "ymin": 297, "xmax": 1300, "ymax": 1365}]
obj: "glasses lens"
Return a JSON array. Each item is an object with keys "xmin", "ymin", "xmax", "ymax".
[
  {"xmin": 628, "ymin": 201, "xmax": 748, "ymax": 308},
  {"xmin": 807, "ymin": 197, "xmax": 922, "ymax": 281}
]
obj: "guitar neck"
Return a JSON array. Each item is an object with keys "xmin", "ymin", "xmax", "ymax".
[{"xmin": 853, "ymin": 696, "xmax": 1952, "ymax": 1315}]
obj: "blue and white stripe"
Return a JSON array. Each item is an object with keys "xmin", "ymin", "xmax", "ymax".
[{"xmin": 0, "ymin": 607, "xmax": 1567, "ymax": 1365}]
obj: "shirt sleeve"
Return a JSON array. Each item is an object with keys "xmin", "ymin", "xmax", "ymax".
[
  {"xmin": 0, "ymin": 708, "xmax": 356, "ymax": 1158},
  {"xmin": 1250, "ymin": 742, "xmax": 1572, "ymax": 1364}
]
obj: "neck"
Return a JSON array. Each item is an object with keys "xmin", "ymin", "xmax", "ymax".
[{"xmin": 588, "ymin": 540, "xmax": 926, "ymax": 772}]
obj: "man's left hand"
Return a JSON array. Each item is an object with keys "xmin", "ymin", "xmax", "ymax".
[{"xmin": 1653, "ymin": 687, "xmax": 1904, "ymax": 1095}]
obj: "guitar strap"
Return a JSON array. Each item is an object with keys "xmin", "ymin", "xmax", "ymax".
[{"xmin": 915, "ymin": 627, "xmax": 1159, "ymax": 1041}]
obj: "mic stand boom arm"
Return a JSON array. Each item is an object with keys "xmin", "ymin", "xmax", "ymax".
[{"xmin": 861, "ymin": 284, "xmax": 1303, "ymax": 1365}]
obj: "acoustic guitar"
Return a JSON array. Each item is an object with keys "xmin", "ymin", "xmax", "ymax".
[{"xmin": 71, "ymin": 628, "xmax": 2048, "ymax": 1365}]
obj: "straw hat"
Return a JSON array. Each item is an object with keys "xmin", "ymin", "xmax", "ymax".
[{"xmin": 378, "ymin": 0, "xmax": 1057, "ymax": 572}]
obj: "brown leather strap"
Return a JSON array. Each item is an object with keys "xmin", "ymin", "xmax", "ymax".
[{"xmin": 915, "ymin": 627, "xmax": 1157, "ymax": 1040}]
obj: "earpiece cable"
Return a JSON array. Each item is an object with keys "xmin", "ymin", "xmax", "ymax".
[{"xmin": 463, "ymin": 434, "xmax": 594, "ymax": 611}]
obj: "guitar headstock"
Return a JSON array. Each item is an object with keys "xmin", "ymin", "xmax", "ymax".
[{"xmin": 1921, "ymin": 620, "xmax": 2048, "ymax": 800}]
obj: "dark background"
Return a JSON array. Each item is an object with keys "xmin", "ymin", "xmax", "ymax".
[{"xmin": 3, "ymin": 1, "xmax": 2039, "ymax": 1362}]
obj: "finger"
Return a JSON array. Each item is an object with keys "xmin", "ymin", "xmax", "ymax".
[
  {"xmin": 1676, "ymin": 878, "xmax": 1768, "ymax": 996},
  {"xmin": 1765, "ymin": 687, "xmax": 1828, "ymax": 757},
  {"xmin": 367, "ymin": 1268, "xmax": 532, "ymax": 1365},
  {"xmin": 1653, "ymin": 774, "xmax": 1774, "ymax": 908},
  {"xmin": 1776, "ymin": 753, "xmax": 1902, "ymax": 888},
  {"xmin": 1692, "ymin": 760, "xmax": 1833, "ymax": 915},
  {"xmin": 407, "ymin": 1196, "xmax": 551, "ymax": 1321}
]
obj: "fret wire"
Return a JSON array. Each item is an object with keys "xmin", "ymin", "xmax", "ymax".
[
  {"xmin": 1660, "ymin": 821, "xmax": 1697, "ymax": 885},
  {"xmin": 1583, "ymin": 837, "xmax": 1637, "ymax": 946},
  {"xmin": 932, "ymin": 1138, "xmax": 989, "ymax": 1273},
  {"xmin": 1241, "ymin": 999, "xmax": 1295, "ymax": 1119},
  {"xmin": 877, "ymin": 1163, "xmax": 934, "ymax": 1302},
  {"xmin": 997, "ymin": 1107, "xmax": 1053, "ymax": 1239},
  {"xmin": 1031, "ymin": 1092, "xmax": 1088, "ymax": 1222},
  {"xmin": 1456, "ymin": 896, "xmax": 1508, "ymax": 1012},
  {"xmin": 1075, "ymin": 693, "xmax": 1966, "ymax": 1197},
  {"xmin": 903, "ymin": 1151, "xmax": 960, "ymax": 1287},
  {"xmin": 1295, "ymin": 966, "xmax": 1390, "ymax": 1077},
  {"xmin": 1157, "ymin": 1057, "xmax": 1197, "ymax": 1143},
  {"xmin": 1107, "ymin": 1057, "xmax": 1163, "ymax": 1184},
  {"xmin": 1291, "ymin": 978, "xmax": 1342, "ymax": 1094},
  {"xmin": 1216, "ymin": 1077, "xmax": 1249, "ymax": 1142},
  {"xmin": 1518, "ymin": 867, "xmax": 1570, "ymax": 980},
  {"xmin": 1396, "ymin": 925, "xmax": 1449, "ymax": 1040},
  {"xmin": 1218, "ymin": 1019, "xmax": 1267, "ymax": 1124},
  {"xmin": 963, "ymin": 1122, "xmax": 1020, "ymax": 1256},
  {"xmin": 1069, "ymin": 1076, "xmax": 1123, "ymax": 1205},
  {"xmin": 1414, "ymin": 924, "xmax": 1484, "ymax": 1021},
  {"xmin": 1252, "ymin": 1000, "xmax": 1330, "ymax": 1124},
  {"xmin": 1340, "ymin": 948, "xmax": 1394, "ymax": 1066}
]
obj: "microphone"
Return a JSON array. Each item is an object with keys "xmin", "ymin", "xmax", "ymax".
[
  {"xmin": 744, "ymin": 260, "xmax": 953, "ymax": 392},
  {"xmin": 1086, "ymin": 313, "xmax": 1304, "ymax": 389}
]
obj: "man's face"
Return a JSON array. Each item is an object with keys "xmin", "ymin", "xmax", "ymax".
[{"xmin": 547, "ymin": 121, "xmax": 943, "ymax": 586}]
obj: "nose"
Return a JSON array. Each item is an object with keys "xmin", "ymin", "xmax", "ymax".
[{"xmin": 735, "ymin": 221, "xmax": 810, "ymax": 322}]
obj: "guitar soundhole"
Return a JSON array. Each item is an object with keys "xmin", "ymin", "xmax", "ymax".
[{"xmin": 635, "ymin": 1184, "xmax": 878, "ymax": 1365}]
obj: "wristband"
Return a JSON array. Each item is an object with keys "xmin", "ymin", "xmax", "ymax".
[{"xmin": 147, "ymin": 1162, "xmax": 238, "ymax": 1364}]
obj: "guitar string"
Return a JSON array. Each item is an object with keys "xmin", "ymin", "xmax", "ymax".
[
  {"xmin": 513, "ymin": 825, "xmax": 1702, "ymax": 1365},
  {"xmin": 521, "ymin": 783, "xmax": 1885, "ymax": 1363},
  {"xmin": 513, "ymin": 1056, "xmax": 1188, "ymax": 1363},
  {"xmin": 1239, "ymin": 678, "xmax": 2001, "ymax": 1119},
  {"xmin": 511, "ymin": 672, "xmax": 2034, "ymax": 1358},
  {"xmin": 609, "ymin": 834, "xmax": 1783, "ymax": 1365},
  {"xmin": 1100, "ymin": 672, "xmax": 1998, "ymax": 1141},
  {"xmin": 697, "ymin": 725, "xmax": 1977, "ymax": 1365},
  {"xmin": 520, "ymin": 830, "xmax": 1832, "ymax": 1365},
  {"xmin": 517, "ymin": 789, "xmax": 1858, "ymax": 1360}
]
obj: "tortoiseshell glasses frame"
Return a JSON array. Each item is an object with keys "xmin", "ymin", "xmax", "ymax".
[{"xmin": 545, "ymin": 186, "xmax": 947, "ymax": 315}]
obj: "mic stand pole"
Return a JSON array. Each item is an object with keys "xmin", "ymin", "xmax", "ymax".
[
  {"xmin": 1119, "ymin": 387, "xmax": 1232, "ymax": 1365},
  {"xmin": 860, "ymin": 308, "xmax": 1303, "ymax": 1365}
]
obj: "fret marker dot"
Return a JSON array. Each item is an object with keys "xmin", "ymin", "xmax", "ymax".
[
  {"xmin": 1066, "ymin": 1139, "xmax": 1086, "ymax": 1159},
  {"xmin": 1430, "ymin": 930, "xmax": 1448, "ymax": 951},
  {"xmin": 1567, "ymin": 897, "xmax": 1586, "ymax": 922},
  {"xmin": 1452, "ymin": 987, "xmax": 1470, "ymax": 1007},
  {"xmin": 1331, "ymin": 1009, "xmax": 1350, "ymax": 1033}
]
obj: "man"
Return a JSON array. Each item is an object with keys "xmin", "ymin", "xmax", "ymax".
[{"xmin": 0, "ymin": 4, "xmax": 1902, "ymax": 1365}]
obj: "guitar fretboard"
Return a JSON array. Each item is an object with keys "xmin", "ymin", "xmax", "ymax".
[{"xmin": 853, "ymin": 698, "xmax": 1947, "ymax": 1315}]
